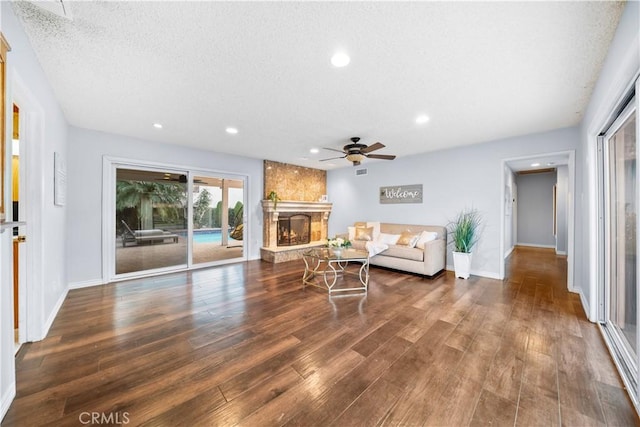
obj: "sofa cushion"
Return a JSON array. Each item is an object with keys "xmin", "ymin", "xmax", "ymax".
[
  {"xmin": 378, "ymin": 232, "xmax": 401, "ymax": 245},
  {"xmin": 347, "ymin": 226, "xmax": 356, "ymax": 241},
  {"xmin": 416, "ymin": 230, "xmax": 438, "ymax": 249},
  {"xmin": 135, "ymin": 229, "xmax": 165, "ymax": 237},
  {"xmin": 350, "ymin": 240, "xmax": 367, "ymax": 251},
  {"xmin": 396, "ymin": 231, "xmax": 420, "ymax": 247},
  {"xmin": 366, "ymin": 221, "xmax": 381, "ymax": 241},
  {"xmin": 380, "ymin": 244, "xmax": 424, "ymax": 262},
  {"xmin": 355, "ymin": 226, "xmax": 374, "ymax": 241}
]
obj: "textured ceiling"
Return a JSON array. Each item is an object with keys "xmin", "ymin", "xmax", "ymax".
[{"xmin": 12, "ymin": 1, "xmax": 625, "ymax": 169}]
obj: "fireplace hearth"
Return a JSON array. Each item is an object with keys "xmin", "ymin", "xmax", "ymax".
[{"xmin": 278, "ymin": 214, "xmax": 310, "ymax": 246}]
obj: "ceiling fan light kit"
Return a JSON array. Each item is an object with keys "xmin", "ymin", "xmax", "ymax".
[
  {"xmin": 346, "ymin": 153, "xmax": 365, "ymax": 162},
  {"xmin": 321, "ymin": 137, "xmax": 397, "ymax": 166}
]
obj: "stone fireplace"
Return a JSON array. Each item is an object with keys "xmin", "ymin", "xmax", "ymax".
[
  {"xmin": 261, "ymin": 200, "xmax": 332, "ymax": 263},
  {"xmin": 261, "ymin": 160, "xmax": 330, "ymax": 263}
]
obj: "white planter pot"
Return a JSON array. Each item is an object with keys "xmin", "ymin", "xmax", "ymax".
[{"xmin": 452, "ymin": 251, "xmax": 472, "ymax": 279}]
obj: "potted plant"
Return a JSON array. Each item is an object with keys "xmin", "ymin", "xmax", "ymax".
[
  {"xmin": 267, "ymin": 190, "xmax": 280, "ymax": 210},
  {"xmin": 447, "ymin": 208, "xmax": 482, "ymax": 279}
]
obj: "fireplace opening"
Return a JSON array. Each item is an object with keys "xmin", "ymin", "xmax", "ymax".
[{"xmin": 278, "ymin": 214, "xmax": 311, "ymax": 246}]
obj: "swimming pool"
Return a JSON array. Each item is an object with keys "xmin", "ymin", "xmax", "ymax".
[{"xmin": 180, "ymin": 229, "xmax": 239, "ymax": 244}]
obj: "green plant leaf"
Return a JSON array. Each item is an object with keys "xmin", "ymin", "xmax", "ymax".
[{"xmin": 447, "ymin": 208, "xmax": 482, "ymax": 253}]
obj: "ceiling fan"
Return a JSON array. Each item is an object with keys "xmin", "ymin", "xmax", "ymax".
[{"xmin": 321, "ymin": 137, "xmax": 396, "ymax": 166}]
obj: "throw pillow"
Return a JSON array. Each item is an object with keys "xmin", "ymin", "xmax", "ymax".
[
  {"xmin": 415, "ymin": 230, "xmax": 438, "ymax": 249},
  {"xmin": 366, "ymin": 221, "xmax": 381, "ymax": 241},
  {"xmin": 355, "ymin": 226, "xmax": 374, "ymax": 241},
  {"xmin": 378, "ymin": 232, "xmax": 401, "ymax": 245},
  {"xmin": 348, "ymin": 226, "xmax": 356, "ymax": 241},
  {"xmin": 396, "ymin": 231, "xmax": 420, "ymax": 248}
]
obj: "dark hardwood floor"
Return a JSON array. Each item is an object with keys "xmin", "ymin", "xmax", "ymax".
[{"xmin": 3, "ymin": 247, "xmax": 639, "ymax": 426}]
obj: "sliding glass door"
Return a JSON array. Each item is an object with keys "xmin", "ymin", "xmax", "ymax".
[
  {"xmin": 601, "ymin": 94, "xmax": 638, "ymax": 393},
  {"xmin": 110, "ymin": 163, "xmax": 246, "ymax": 279},
  {"xmin": 191, "ymin": 175, "xmax": 244, "ymax": 265},
  {"xmin": 115, "ymin": 168, "xmax": 188, "ymax": 275}
]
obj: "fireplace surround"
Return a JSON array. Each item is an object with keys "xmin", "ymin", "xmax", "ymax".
[{"xmin": 261, "ymin": 200, "xmax": 332, "ymax": 263}]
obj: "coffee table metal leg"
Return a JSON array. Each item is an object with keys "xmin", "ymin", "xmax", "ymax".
[
  {"xmin": 302, "ymin": 255, "xmax": 322, "ymax": 287},
  {"xmin": 359, "ymin": 260, "xmax": 369, "ymax": 287},
  {"xmin": 324, "ymin": 262, "xmax": 339, "ymax": 291}
]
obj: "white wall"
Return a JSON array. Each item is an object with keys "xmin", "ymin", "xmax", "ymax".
[
  {"xmin": 327, "ymin": 126, "xmax": 580, "ymax": 279},
  {"xmin": 579, "ymin": 0, "xmax": 639, "ymax": 320},
  {"xmin": 516, "ymin": 171, "xmax": 557, "ymax": 248},
  {"xmin": 66, "ymin": 126, "xmax": 264, "ymax": 287},
  {"xmin": 556, "ymin": 165, "xmax": 569, "ymax": 254},
  {"xmin": 1, "ymin": 2, "xmax": 68, "ymax": 419}
]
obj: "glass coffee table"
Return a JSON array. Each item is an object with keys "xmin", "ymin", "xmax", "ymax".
[{"xmin": 302, "ymin": 248, "xmax": 370, "ymax": 293}]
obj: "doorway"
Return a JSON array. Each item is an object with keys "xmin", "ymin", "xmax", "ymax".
[
  {"xmin": 501, "ymin": 150, "xmax": 575, "ymax": 288},
  {"xmin": 11, "ymin": 103, "xmax": 27, "ymax": 352}
]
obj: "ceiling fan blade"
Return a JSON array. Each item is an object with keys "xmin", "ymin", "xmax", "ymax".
[
  {"xmin": 320, "ymin": 156, "xmax": 346, "ymax": 161},
  {"xmin": 366, "ymin": 154, "xmax": 396, "ymax": 160},
  {"xmin": 323, "ymin": 147, "xmax": 347, "ymax": 154},
  {"xmin": 360, "ymin": 142, "xmax": 385, "ymax": 154}
]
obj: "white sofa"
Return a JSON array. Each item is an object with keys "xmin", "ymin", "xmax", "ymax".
[{"xmin": 345, "ymin": 222, "xmax": 447, "ymax": 277}]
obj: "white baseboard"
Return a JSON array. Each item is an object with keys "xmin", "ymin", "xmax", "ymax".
[
  {"xmin": 41, "ymin": 286, "xmax": 69, "ymax": 340},
  {"xmin": 504, "ymin": 246, "xmax": 514, "ymax": 259},
  {"xmin": 1, "ymin": 383, "xmax": 16, "ymax": 422},
  {"xmin": 577, "ymin": 287, "xmax": 595, "ymax": 322},
  {"xmin": 516, "ymin": 243, "xmax": 555, "ymax": 249},
  {"xmin": 445, "ymin": 265, "xmax": 501, "ymax": 280},
  {"xmin": 68, "ymin": 278, "xmax": 105, "ymax": 290}
]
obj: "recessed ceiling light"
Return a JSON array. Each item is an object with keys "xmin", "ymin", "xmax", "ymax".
[
  {"xmin": 153, "ymin": 123, "xmax": 163, "ymax": 129},
  {"xmin": 331, "ymin": 52, "xmax": 350, "ymax": 67},
  {"xmin": 310, "ymin": 148, "xmax": 319, "ymax": 154},
  {"xmin": 416, "ymin": 114, "xmax": 430, "ymax": 124},
  {"xmin": 226, "ymin": 127, "xmax": 238, "ymax": 134},
  {"xmin": 531, "ymin": 162, "xmax": 541, "ymax": 167}
]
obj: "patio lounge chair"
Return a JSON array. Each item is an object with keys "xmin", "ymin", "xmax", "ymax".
[{"xmin": 120, "ymin": 220, "xmax": 179, "ymax": 247}]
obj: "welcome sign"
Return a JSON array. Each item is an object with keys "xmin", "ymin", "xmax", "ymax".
[{"xmin": 380, "ymin": 184, "xmax": 423, "ymax": 204}]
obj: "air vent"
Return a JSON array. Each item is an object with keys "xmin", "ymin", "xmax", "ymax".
[{"xmin": 355, "ymin": 168, "xmax": 367, "ymax": 176}]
